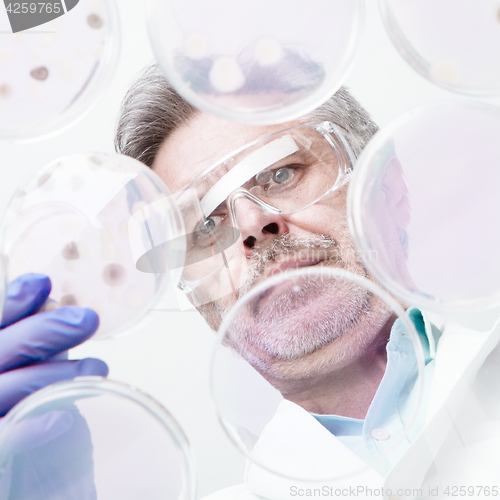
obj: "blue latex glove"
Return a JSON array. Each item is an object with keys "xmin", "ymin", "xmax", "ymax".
[
  {"xmin": 0, "ymin": 404, "xmax": 98, "ymax": 500},
  {"xmin": 0, "ymin": 273, "xmax": 109, "ymax": 417}
]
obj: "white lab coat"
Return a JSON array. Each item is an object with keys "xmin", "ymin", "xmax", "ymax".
[{"xmin": 203, "ymin": 318, "xmax": 500, "ymax": 500}]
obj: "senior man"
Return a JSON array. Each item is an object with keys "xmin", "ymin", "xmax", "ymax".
[
  {"xmin": 116, "ymin": 64, "xmax": 395, "ymax": 418},
  {"xmin": 0, "ymin": 64, "xmax": 498, "ymax": 499},
  {"xmin": 113, "ymin": 65, "xmax": 500, "ymax": 500}
]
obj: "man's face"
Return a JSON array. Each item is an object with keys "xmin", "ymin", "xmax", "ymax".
[{"xmin": 153, "ymin": 112, "xmax": 393, "ymax": 383}]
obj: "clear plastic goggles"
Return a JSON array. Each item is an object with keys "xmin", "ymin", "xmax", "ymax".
[{"xmin": 174, "ymin": 121, "xmax": 355, "ymax": 301}]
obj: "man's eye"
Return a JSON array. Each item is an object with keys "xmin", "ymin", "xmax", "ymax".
[
  {"xmin": 197, "ymin": 215, "xmax": 224, "ymax": 234},
  {"xmin": 272, "ymin": 167, "xmax": 293, "ymax": 184},
  {"xmin": 256, "ymin": 167, "xmax": 296, "ymax": 186}
]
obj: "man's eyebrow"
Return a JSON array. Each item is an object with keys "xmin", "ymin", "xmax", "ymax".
[{"xmin": 200, "ymin": 135, "xmax": 299, "ymax": 216}]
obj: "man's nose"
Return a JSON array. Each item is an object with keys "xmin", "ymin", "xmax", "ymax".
[{"xmin": 232, "ymin": 197, "xmax": 289, "ymax": 257}]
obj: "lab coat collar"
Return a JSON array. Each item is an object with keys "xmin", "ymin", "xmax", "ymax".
[
  {"xmin": 384, "ymin": 317, "xmax": 500, "ymax": 498},
  {"xmin": 244, "ymin": 309, "xmax": 441, "ymax": 500},
  {"xmin": 245, "ymin": 399, "xmax": 385, "ymax": 500},
  {"xmin": 244, "ymin": 318, "xmax": 500, "ymax": 500},
  {"xmin": 405, "ymin": 307, "xmax": 441, "ymax": 364}
]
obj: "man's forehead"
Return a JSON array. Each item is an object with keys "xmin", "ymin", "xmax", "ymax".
[{"xmin": 152, "ymin": 112, "xmax": 298, "ymax": 192}]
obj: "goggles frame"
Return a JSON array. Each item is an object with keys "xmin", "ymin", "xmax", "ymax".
[{"xmin": 175, "ymin": 121, "xmax": 357, "ymax": 296}]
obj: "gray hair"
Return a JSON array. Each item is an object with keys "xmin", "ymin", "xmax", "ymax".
[{"xmin": 115, "ymin": 64, "xmax": 378, "ymax": 166}]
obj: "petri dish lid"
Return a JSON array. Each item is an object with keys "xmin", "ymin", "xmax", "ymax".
[
  {"xmin": 0, "ymin": 377, "xmax": 196, "ymax": 500},
  {"xmin": 0, "ymin": 0, "xmax": 120, "ymax": 141},
  {"xmin": 1, "ymin": 152, "xmax": 186, "ymax": 338},
  {"xmin": 211, "ymin": 266, "xmax": 425, "ymax": 482},
  {"xmin": 348, "ymin": 101, "xmax": 500, "ymax": 312},
  {"xmin": 380, "ymin": 0, "xmax": 500, "ymax": 96},
  {"xmin": 147, "ymin": 0, "xmax": 364, "ymax": 125}
]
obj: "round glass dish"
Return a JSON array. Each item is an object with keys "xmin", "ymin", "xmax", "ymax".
[
  {"xmin": 348, "ymin": 101, "xmax": 500, "ymax": 312},
  {"xmin": 0, "ymin": 0, "xmax": 120, "ymax": 140},
  {"xmin": 0, "ymin": 377, "xmax": 196, "ymax": 500},
  {"xmin": 147, "ymin": 0, "xmax": 364, "ymax": 125},
  {"xmin": 211, "ymin": 267, "xmax": 425, "ymax": 482},
  {"xmin": 380, "ymin": 0, "xmax": 500, "ymax": 96},
  {"xmin": 1, "ymin": 152, "xmax": 186, "ymax": 338}
]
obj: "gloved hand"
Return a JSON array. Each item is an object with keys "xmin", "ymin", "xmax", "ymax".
[
  {"xmin": 0, "ymin": 273, "xmax": 108, "ymax": 417},
  {"xmin": 0, "ymin": 404, "xmax": 98, "ymax": 500}
]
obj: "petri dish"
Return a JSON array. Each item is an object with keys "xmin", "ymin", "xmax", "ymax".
[
  {"xmin": 348, "ymin": 101, "xmax": 500, "ymax": 312},
  {"xmin": 211, "ymin": 267, "xmax": 425, "ymax": 482},
  {"xmin": 0, "ymin": 377, "xmax": 196, "ymax": 500},
  {"xmin": 147, "ymin": 0, "xmax": 364, "ymax": 125},
  {"xmin": 0, "ymin": 0, "xmax": 120, "ymax": 140},
  {"xmin": 0, "ymin": 152, "xmax": 186, "ymax": 338},
  {"xmin": 380, "ymin": 0, "xmax": 500, "ymax": 96}
]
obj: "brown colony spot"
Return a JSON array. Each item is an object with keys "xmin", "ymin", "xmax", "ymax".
[
  {"xmin": 102, "ymin": 263, "xmax": 126, "ymax": 286},
  {"xmin": 37, "ymin": 172, "xmax": 51, "ymax": 187},
  {"xmin": 62, "ymin": 242, "xmax": 80, "ymax": 260},
  {"xmin": 0, "ymin": 83, "xmax": 12, "ymax": 98},
  {"xmin": 90, "ymin": 155, "xmax": 102, "ymax": 165},
  {"xmin": 87, "ymin": 13, "xmax": 103, "ymax": 29},
  {"xmin": 61, "ymin": 294, "xmax": 78, "ymax": 306},
  {"xmin": 30, "ymin": 66, "xmax": 49, "ymax": 81}
]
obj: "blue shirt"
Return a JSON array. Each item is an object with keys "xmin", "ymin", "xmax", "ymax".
[{"xmin": 312, "ymin": 308, "xmax": 442, "ymax": 475}]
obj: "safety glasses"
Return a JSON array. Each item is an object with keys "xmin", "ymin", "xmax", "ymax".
[{"xmin": 174, "ymin": 121, "xmax": 356, "ymax": 300}]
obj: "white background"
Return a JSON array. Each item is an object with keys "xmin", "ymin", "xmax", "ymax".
[{"xmin": 1, "ymin": 1, "xmax": 500, "ymax": 497}]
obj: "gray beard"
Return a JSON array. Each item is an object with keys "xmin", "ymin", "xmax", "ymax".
[{"xmin": 221, "ymin": 233, "xmax": 373, "ymax": 361}]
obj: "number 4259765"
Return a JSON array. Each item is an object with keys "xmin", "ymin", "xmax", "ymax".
[{"xmin": 5, "ymin": 3, "xmax": 61, "ymax": 14}]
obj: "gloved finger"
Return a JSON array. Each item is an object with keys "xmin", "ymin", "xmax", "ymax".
[
  {"xmin": 0, "ymin": 307, "xmax": 99, "ymax": 373},
  {"xmin": 0, "ymin": 358, "xmax": 109, "ymax": 417},
  {"xmin": 0, "ymin": 274, "xmax": 51, "ymax": 328},
  {"xmin": 0, "ymin": 410, "xmax": 74, "ymax": 455},
  {"xmin": 0, "ymin": 404, "xmax": 97, "ymax": 500}
]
